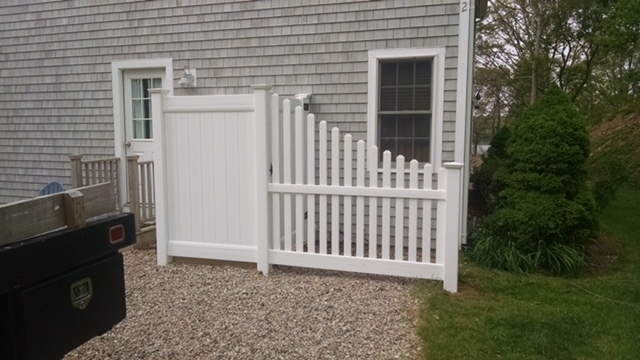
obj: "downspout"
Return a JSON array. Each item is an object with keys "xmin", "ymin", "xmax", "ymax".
[{"xmin": 454, "ymin": 0, "xmax": 477, "ymax": 247}]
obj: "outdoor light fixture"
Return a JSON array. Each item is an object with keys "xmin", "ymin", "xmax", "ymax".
[{"xmin": 178, "ymin": 66, "xmax": 196, "ymax": 88}]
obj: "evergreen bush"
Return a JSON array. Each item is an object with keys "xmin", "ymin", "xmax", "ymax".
[{"xmin": 473, "ymin": 85, "xmax": 597, "ymax": 275}]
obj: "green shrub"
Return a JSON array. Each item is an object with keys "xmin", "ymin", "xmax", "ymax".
[{"xmin": 473, "ymin": 85, "xmax": 597, "ymax": 275}]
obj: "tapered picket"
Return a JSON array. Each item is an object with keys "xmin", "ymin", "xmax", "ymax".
[
  {"xmin": 381, "ymin": 151, "xmax": 391, "ymax": 260},
  {"xmin": 368, "ymin": 146, "xmax": 379, "ymax": 259},
  {"xmin": 343, "ymin": 134, "xmax": 352, "ymax": 256},
  {"xmin": 318, "ymin": 121, "xmax": 328, "ymax": 254},
  {"xmin": 295, "ymin": 107, "xmax": 304, "ymax": 252},
  {"xmin": 408, "ymin": 160, "xmax": 419, "ymax": 262},
  {"xmin": 271, "ymin": 94, "xmax": 281, "ymax": 250},
  {"xmin": 422, "ymin": 164, "xmax": 433, "ymax": 262},
  {"xmin": 356, "ymin": 141, "xmax": 365, "ymax": 258},
  {"xmin": 306, "ymin": 114, "xmax": 316, "ymax": 253},
  {"xmin": 283, "ymin": 100, "xmax": 292, "ymax": 252},
  {"xmin": 394, "ymin": 156, "xmax": 405, "ymax": 261},
  {"xmin": 331, "ymin": 128, "xmax": 340, "ymax": 255}
]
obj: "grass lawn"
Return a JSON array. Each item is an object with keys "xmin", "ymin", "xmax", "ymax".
[{"xmin": 418, "ymin": 188, "xmax": 640, "ymax": 359}]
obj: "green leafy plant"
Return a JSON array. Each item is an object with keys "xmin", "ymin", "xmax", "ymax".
[{"xmin": 472, "ymin": 85, "xmax": 597, "ymax": 275}]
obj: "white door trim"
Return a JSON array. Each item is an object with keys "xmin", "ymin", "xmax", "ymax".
[{"xmin": 111, "ymin": 58, "xmax": 173, "ymax": 208}]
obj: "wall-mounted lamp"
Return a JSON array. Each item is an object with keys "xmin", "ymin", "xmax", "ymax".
[{"xmin": 178, "ymin": 66, "xmax": 197, "ymax": 88}]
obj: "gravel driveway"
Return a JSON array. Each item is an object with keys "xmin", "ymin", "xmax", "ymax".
[{"xmin": 64, "ymin": 249, "xmax": 422, "ymax": 359}]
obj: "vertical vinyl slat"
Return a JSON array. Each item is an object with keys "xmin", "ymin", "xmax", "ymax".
[
  {"xmin": 211, "ymin": 112, "xmax": 228, "ymax": 246},
  {"xmin": 355, "ymin": 141, "xmax": 365, "ymax": 258},
  {"xmin": 271, "ymin": 94, "xmax": 281, "ymax": 250},
  {"xmin": 408, "ymin": 160, "xmax": 419, "ymax": 262},
  {"xmin": 394, "ymin": 156, "xmax": 405, "ymax": 261},
  {"xmin": 343, "ymin": 134, "xmax": 352, "ymax": 256},
  {"xmin": 381, "ymin": 151, "xmax": 391, "ymax": 260},
  {"xmin": 294, "ymin": 106, "xmax": 304, "ymax": 252},
  {"xmin": 282, "ymin": 99, "xmax": 292, "ymax": 252},
  {"xmin": 189, "ymin": 113, "xmax": 204, "ymax": 243},
  {"xmin": 422, "ymin": 164, "xmax": 433, "ymax": 262},
  {"xmin": 306, "ymin": 114, "xmax": 316, "ymax": 253},
  {"xmin": 318, "ymin": 121, "xmax": 328, "ymax": 254},
  {"xmin": 331, "ymin": 127, "xmax": 340, "ymax": 255},
  {"xmin": 368, "ymin": 146, "xmax": 379, "ymax": 259}
]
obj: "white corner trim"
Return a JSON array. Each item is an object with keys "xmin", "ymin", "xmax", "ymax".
[
  {"xmin": 455, "ymin": 2, "xmax": 472, "ymax": 163},
  {"xmin": 367, "ymin": 48, "xmax": 446, "ymax": 169},
  {"xmin": 110, "ymin": 58, "xmax": 174, "ymax": 207}
]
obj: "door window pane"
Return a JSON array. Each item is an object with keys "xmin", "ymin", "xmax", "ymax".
[
  {"xmin": 132, "ymin": 79, "xmax": 142, "ymax": 98},
  {"xmin": 130, "ymin": 77, "xmax": 161, "ymax": 139}
]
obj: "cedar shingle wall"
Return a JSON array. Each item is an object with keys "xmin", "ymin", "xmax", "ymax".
[{"xmin": 0, "ymin": 0, "xmax": 461, "ymax": 204}]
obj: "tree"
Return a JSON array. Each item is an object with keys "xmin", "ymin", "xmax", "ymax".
[
  {"xmin": 475, "ymin": 0, "xmax": 610, "ymax": 118},
  {"xmin": 472, "ymin": 67, "xmax": 510, "ymax": 154},
  {"xmin": 472, "ymin": 86, "xmax": 597, "ymax": 274}
]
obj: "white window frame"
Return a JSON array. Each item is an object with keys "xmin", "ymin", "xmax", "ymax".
[
  {"xmin": 367, "ymin": 48, "xmax": 445, "ymax": 170},
  {"xmin": 111, "ymin": 58, "xmax": 174, "ymax": 207}
]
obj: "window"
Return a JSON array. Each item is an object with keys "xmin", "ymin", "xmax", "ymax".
[
  {"xmin": 368, "ymin": 48, "xmax": 445, "ymax": 168},
  {"xmin": 130, "ymin": 77, "xmax": 162, "ymax": 139},
  {"xmin": 378, "ymin": 59, "xmax": 432, "ymax": 162}
]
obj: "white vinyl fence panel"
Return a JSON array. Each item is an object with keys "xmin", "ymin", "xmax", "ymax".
[{"xmin": 152, "ymin": 86, "xmax": 462, "ymax": 292}]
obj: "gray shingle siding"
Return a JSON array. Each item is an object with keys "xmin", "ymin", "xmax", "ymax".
[{"xmin": 0, "ymin": 0, "xmax": 462, "ymax": 204}]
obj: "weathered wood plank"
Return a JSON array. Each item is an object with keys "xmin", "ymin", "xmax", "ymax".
[
  {"xmin": 0, "ymin": 183, "xmax": 115, "ymax": 246},
  {"xmin": 64, "ymin": 190, "xmax": 86, "ymax": 231}
]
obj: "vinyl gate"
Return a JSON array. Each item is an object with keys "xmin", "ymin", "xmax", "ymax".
[{"xmin": 151, "ymin": 86, "xmax": 462, "ymax": 292}]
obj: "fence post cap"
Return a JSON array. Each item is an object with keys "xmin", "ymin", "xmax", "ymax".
[
  {"xmin": 443, "ymin": 162, "xmax": 464, "ymax": 169},
  {"xmin": 126, "ymin": 155, "xmax": 141, "ymax": 161},
  {"xmin": 69, "ymin": 154, "xmax": 83, "ymax": 160}
]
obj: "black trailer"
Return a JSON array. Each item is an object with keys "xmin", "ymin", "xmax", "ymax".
[{"xmin": 0, "ymin": 183, "xmax": 136, "ymax": 360}]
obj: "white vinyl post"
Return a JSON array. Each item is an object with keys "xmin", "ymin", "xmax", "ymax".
[
  {"xmin": 150, "ymin": 89, "xmax": 171, "ymax": 266},
  {"xmin": 442, "ymin": 162, "xmax": 464, "ymax": 293},
  {"xmin": 252, "ymin": 84, "xmax": 272, "ymax": 274}
]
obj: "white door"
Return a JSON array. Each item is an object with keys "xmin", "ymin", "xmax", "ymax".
[{"xmin": 123, "ymin": 70, "xmax": 164, "ymax": 161}]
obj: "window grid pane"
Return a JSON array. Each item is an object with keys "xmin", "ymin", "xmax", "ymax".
[
  {"xmin": 131, "ymin": 77, "xmax": 161, "ymax": 139},
  {"xmin": 378, "ymin": 59, "xmax": 433, "ymax": 163}
]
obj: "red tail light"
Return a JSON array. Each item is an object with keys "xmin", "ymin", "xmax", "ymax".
[{"xmin": 108, "ymin": 225, "xmax": 125, "ymax": 245}]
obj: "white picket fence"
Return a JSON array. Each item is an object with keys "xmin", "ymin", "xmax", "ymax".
[{"xmin": 151, "ymin": 86, "xmax": 462, "ymax": 292}]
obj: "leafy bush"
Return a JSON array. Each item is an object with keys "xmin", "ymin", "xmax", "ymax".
[{"xmin": 472, "ymin": 85, "xmax": 597, "ymax": 275}]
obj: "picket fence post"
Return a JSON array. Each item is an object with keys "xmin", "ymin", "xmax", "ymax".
[
  {"xmin": 252, "ymin": 85, "xmax": 272, "ymax": 274},
  {"xmin": 150, "ymin": 89, "xmax": 170, "ymax": 266},
  {"xmin": 126, "ymin": 154, "xmax": 141, "ymax": 233},
  {"xmin": 442, "ymin": 162, "xmax": 464, "ymax": 293}
]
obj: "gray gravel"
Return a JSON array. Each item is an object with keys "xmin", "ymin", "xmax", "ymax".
[{"xmin": 65, "ymin": 249, "xmax": 423, "ymax": 359}]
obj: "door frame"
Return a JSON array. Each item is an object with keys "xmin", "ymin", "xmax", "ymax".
[{"xmin": 111, "ymin": 58, "xmax": 174, "ymax": 208}]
